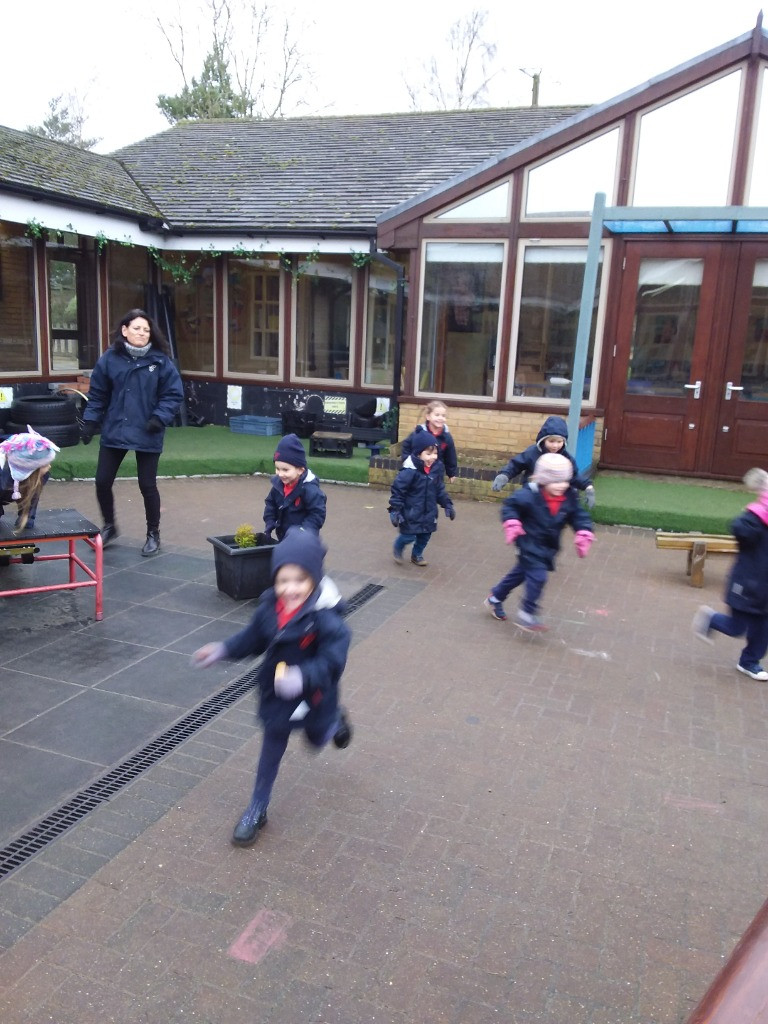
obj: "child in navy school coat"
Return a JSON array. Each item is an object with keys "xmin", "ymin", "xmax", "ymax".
[
  {"xmin": 491, "ymin": 415, "xmax": 594, "ymax": 508},
  {"xmin": 389, "ymin": 432, "xmax": 456, "ymax": 567},
  {"xmin": 263, "ymin": 433, "xmax": 327, "ymax": 541},
  {"xmin": 192, "ymin": 527, "xmax": 352, "ymax": 847},
  {"xmin": 693, "ymin": 468, "xmax": 768, "ymax": 681},
  {"xmin": 400, "ymin": 400, "xmax": 458, "ymax": 481},
  {"xmin": 485, "ymin": 452, "xmax": 594, "ymax": 631}
]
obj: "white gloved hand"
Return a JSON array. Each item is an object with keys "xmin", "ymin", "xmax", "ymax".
[
  {"xmin": 191, "ymin": 641, "xmax": 227, "ymax": 668},
  {"xmin": 274, "ymin": 663, "xmax": 303, "ymax": 699}
]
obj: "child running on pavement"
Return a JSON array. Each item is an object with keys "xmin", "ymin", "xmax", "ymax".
[
  {"xmin": 192, "ymin": 527, "xmax": 352, "ymax": 847},
  {"xmin": 485, "ymin": 452, "xmax": 594, "ymax": 630},
  {"xmin": 263, "ymin": 433, "xmax": 327, "ymax": 541},
  {"xmin": 491, "ymin": 415, "xmax": 595, "ymax": 508},
  {"xmin": 693, "ymin": 468, "xmax": 768, "ymax": 681},
  {"xmin": 400, "ymin": 400, "xmax": 458, "ymax": 482},
  {"xmin": 389, "ymin": 433, "xmax": 456, "ymax": 567}
]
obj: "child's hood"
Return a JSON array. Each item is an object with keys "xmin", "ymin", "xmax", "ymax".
[
  {"xmin": 536, "ymin": 416, "xmax": 568, "ymax": 449},
  {"xmin": 315, "ymin": 574, "xmax": 343, "ymax": 611}
]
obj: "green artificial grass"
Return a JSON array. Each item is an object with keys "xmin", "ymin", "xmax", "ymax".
[
  {"xmin": 49, "ymin": 426, "xmax": 378, "ymax": 485},
  {"xmin": 591, "ymin": 474, "xmax": 748, "ymax": 534}
]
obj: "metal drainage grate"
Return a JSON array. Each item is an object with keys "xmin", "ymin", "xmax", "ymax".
[{"xmin": 0, "ymin": 581, "xmax": 384, "ymax": 880}]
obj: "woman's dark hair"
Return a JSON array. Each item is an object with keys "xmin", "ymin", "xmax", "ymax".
[{"xmin": 110, "ymin": 308, "xmax": 172, "ymax": 357}]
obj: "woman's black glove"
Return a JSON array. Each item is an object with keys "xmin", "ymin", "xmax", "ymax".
[
  {"xmin": 80, "ymin": 422, "xmax": 96, "ymax": 445},
  {"xmin": 146, "ymin": 416, "xmax": 164, "ymax": 433}
]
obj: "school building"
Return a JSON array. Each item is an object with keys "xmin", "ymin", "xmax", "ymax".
[{"xmin": 2, "ymin": 17, "xmax": 768, "ymax": 479}]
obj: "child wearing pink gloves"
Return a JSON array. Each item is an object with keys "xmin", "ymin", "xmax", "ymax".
[
  {"xmin": 693, "ymin": 468, "xmax": 768, "ymax": 680},
  {"xmin": 484, "ymin": 452, "xmax": 595, "ymax": 631}
]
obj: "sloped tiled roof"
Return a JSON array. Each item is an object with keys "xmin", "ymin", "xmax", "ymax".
[
  {"xmin": 0, "ymin": 125, "xmax": 163, "ymax": 222},
  {"xmin": 112, "ymin": 107, "xmax": 584, "ymax": 235}
]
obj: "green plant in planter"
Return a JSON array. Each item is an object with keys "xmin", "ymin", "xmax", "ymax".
[{"xmin": 234, "ymin": 523, "xmax": 259, "ymax": 548}]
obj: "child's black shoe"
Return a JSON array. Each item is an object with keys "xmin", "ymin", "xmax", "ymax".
[
  {"xmin": 232, "ymin": 802, "xmax": 268, "ymax": 846},
  {"xmin": 333, "ymin": 709, "xmax": 353, "ymax": 748}
]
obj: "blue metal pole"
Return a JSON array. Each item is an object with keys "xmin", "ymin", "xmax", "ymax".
[{"xmin": 567, "ymin": 192, "xmax": 605, "ymax": 457}]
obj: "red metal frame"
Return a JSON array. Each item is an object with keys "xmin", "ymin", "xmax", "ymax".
[{"xmin": 0, "ymin": 531, "xmax": 103, "ymax": 620}]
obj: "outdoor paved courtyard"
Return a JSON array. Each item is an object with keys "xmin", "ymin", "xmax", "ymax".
[{"xmin": 0, "ymin": 473, "xmax": 767, "ymax": 1023}]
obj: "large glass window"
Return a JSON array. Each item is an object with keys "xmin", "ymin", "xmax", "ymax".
[
  {"xmin": 632, "ymin": 72, "xmax": 741, "ymax": 206},
  {"xmin": 107, "ymin": 244, "xmax": 149, "ymax": 326},
  {"xmin": 418, "ymin": 242, "xmax": 504, "ymax": 398},
  {"xmin": 165, "ymin": 257, "xmax": 215, "ymax": 373},
  {"xmin": 227, "ymin": 259, "xmax": 280, "ymax": 376},
  {"xmin": 525, "ymin": 129, "xmax": 620, "ymax": 217},
  {"xmin": 747, "ymin": 68, "xmax": 768, "ymax": 205},
  {"xmin": 511, "ymin": 245, "xmax": 602, "ymax": 401},
  {"xmin": 294, "ymin": 260, "xmax": 353, "ymax": 382},
  {"xmin": 0, "ymin": 224, "xmax": 37, "ymax": 373},
  {"xmin": 364, "ymin": 265, "xmax": 402, "ymax": 387}
]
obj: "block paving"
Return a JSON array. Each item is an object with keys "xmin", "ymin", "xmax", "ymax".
[{"xmin": 0, "ymin": 473, "xmax": 766, "ymax": 1023}]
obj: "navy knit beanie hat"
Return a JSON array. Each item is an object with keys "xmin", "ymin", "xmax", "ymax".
[
  {"xmin": 274, "ymin": 433, "xmax": 307, "ymax": 468},
  {"xmin": 410, "ymin": 431, "xmax": 439, "ymax": 456},
  {"xmin": 271, "ymin": 527, "xmax": 326, "ymax": 585}
]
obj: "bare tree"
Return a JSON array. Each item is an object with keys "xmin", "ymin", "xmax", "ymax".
[
  {"xmin": 26, "ymin": 93, "xmax": 101, "ymax": 150},
  {"xmin": 156, "ymin": 0, "xmax": 311, "ymax": 122},
  {"xmin": 405, "ymin": 9, "xmax": 499, "ymax": 111}
]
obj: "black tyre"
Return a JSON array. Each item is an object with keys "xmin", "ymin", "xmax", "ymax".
[
  {"xmin": 10, "ymin": 395, "xmax": 77, "ymax": 426},
  {"xmin": 4, "ymin": 420, "xmax": 81, "ymax": 448}
]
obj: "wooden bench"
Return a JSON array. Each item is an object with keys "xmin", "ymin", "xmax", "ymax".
[{"xmin": 655, "ymin": 531, "xmax": 738, "ymax": 587}]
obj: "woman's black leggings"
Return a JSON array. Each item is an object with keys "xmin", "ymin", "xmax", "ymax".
[{"xmin": 95, "ymin": 447, "xmax": 161, "ymax": 529}]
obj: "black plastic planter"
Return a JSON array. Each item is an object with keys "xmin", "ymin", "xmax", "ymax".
[{"xmin": 207, "ymin": 533, "xmax": 277, "ymax": 600}]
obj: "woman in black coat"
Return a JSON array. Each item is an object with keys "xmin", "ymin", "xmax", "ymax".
[{"xmin": 81, "ymin": 309, "xmax": 184, "ymax": 556}]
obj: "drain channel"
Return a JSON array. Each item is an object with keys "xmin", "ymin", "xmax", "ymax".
[{"xmin": 0, "ymin": 582, "xmax": 384, "ymax": 880}]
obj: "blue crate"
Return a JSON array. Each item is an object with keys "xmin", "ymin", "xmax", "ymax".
[{"xmin": 229, "ymin": 415, "xmax": 282, "ymax": 436}]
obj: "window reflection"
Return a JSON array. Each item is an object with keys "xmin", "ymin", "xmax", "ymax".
[
  {"xmin": 294, "ymin": 260, "xmax": 353, "ymax": 382},
  {"xmin": 365, "ymin": 267, "xmax": 402, "ymax": 387},
  {"xmin": 741, "ymin": 260, "xmax": 768, "ymax": 401},
  {"xmin": 0, "ymin": 225, "xmax": 37, "ymax": 372},
  {"xmin": 512, "ymin": 246, "xmax": 601, "ymax": 401},
  {"xmin": 227, "ymin": 260, "xmax": 280, "ymax": 376},
  {"xmin": 419, "ymin": 242, "xmax": 503, "ymax": 397},
  {"xmin": 626, "ymin": 259, "xmax": 702, "ymax": 395}
]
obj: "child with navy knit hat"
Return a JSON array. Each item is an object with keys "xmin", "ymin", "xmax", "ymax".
[
  {"xmin": 485, "ymin": 452, "xmax": 594, "ymax": 631},
  {"xmin": 389, "ymin": 432, "xmax": 456, "ymax": 567},
  {"xmin": 192, "ymin": 527, "xmax": 352, "ymax": 847},
  {"xmin": 263, "ymin": 433, "xmax": 327, "ymax": 541}
]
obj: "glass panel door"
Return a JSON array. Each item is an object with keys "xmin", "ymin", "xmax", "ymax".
[{"xmin": 711, "ymin": 248, "xmax": 768, "ymax": 476}]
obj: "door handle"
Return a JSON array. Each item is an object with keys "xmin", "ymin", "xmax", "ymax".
[
  {"xmin": 684, "ymin": 380, "xmax": 702, "ymax": 399},
  {"xmin": 724, "ymin": 381, "xmax": 744, "ymax": 400}
]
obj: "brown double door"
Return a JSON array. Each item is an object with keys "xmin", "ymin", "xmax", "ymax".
[{"xmin": 602, "ymin": 240, "xmax": 768, "ymax": 478}]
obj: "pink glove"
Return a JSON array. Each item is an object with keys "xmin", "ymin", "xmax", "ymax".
[
  {"xmin": 574, "ymin": 530, "xmax": 594, "ymax": 558},
  {"xmin": 191, "ymin": 641, "xmax": 227, "ymax": 668},
  {"xmin": 503, "ymin": 519, "xmax": 525, "ymax": 544},
  {"xmin": 274, "ymin": 664, "xmax": 303, "ymax": 700}
]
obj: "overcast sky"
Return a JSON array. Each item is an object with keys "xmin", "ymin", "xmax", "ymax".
[{"xmin": 1, "ymin": 0, "xmax": 764, "ymax": 153}]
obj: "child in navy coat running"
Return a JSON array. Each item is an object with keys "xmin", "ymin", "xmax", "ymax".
[
  {"xmin": 192, "ymin": 528, "xmax": 352, "ymax": 846},
  {"xmin": 263, "ymin": 433, "xmax": 327, "ymax": 541},
  {"xmin": 491, "ymin": 415, "xmax": 595, "ymax": 508},
  {"xmin": 693, "ymin": 468, "xmax": 768, "ymax": 680},
  {"xmin": 485, "ymin": 452, "xmax": 594, "ymax": 631},
  {"xmin": 389, "ymin": 432, "xmax": 456, "ymax": 567}
]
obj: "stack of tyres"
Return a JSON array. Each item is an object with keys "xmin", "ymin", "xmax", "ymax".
[{"xmin": 4, "ymin": 394, "xmax": 80, "ymax": 447}]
